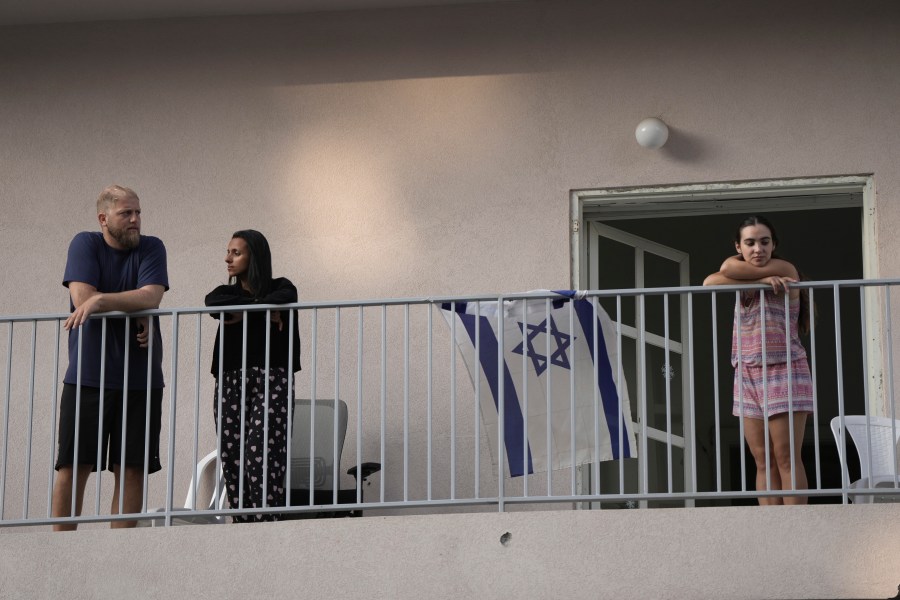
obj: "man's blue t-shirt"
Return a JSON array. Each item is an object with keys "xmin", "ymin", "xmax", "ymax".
[{"xmin": 63, "ymin": 232, "xmax": 169, "ymax": 390}]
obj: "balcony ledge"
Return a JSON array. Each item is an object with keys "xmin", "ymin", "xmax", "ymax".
[{"xmin": 2, "ymin": 504, "xmax": 898, "ymax": 599}]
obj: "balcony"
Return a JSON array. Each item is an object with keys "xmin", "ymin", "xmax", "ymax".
[{"xmin": 1, "ymin": 283, "xmax": 898, "ymax": 598}]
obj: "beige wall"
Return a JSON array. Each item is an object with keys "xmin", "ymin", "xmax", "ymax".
[
  {"xmin": 2, "ymin": 505, "xmax": 899, "ymax": 599},
  {"xmin": 1, "ymin": 0, "xmax": 899, "ymax": 525},
  {"xmin": 3, "ymin": 0, "xmax": 899, "ymax": 312}
]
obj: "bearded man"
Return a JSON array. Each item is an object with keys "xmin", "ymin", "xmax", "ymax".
[{"xmin": 51, "ymin": 184, "xmax": 169, "ymax": 530}]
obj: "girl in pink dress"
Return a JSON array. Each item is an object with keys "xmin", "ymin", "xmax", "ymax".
[{"xmin": 704, "ymin": 216, "xmax": 813, "ymax": 505}]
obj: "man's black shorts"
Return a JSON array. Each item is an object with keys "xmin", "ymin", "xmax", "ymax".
[{"xmin": 55, "ymin": 384, "xmax": 163, "ymax": 473}]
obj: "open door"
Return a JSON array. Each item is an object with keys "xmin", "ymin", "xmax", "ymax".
[{"xmin": 583, "ymin": 222, "xmax": 693, "ymax": 506}]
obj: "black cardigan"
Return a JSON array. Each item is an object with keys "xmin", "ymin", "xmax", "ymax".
[{"xmin": 205, "ymin": 277, "xmax": 302, "ymax": 377}]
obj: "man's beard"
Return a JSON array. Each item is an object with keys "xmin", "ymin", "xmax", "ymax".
[{"xmin": 108, "ymin": 224, "xmax": 140, "ymax": 249}]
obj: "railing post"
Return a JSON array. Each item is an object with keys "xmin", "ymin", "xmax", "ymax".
[
  {"xmin": 687, "ymin": 291, "xmax": 697, "ymax": 500},
  {"xmin": 22, "ymin": 322, "xmax": 37, "ymax": 518},
  {"xmin": 0, "ymin": 323, "xmax": 12, "ymax": 519},
  {"xmin": 474, "ymin": 301, "xmax": 481, "ymax": 499},
  {"xmin": 521, "ymin": 299, "xmax": 529, "ymax": 499},
  {"xmin": 143, "ymin": 316, "xmax": 156, "ymax": 515},
  {"xmin": 834, "ymin": 284, "xmax": 849, "ymax": 503},
  {"xmin": 46, "ymin": 321, "xmax": 61, "ymax": 518},
  {"xmin": 859, "ymin": 288, "xmax": 874, "ymax": 491},
  {"xmin": 164, "ymin": 313, "xmax": 180, "ymax": 526},
  {"xmin": 544, "ymin": 298, "xmax": 552, "ymax": 497},
  {"xmin": 884, "ymin": 288, "xmax": 899, "ymax": 487},
  {"xmin": 809, "ymin": 288, "xmax": 822, "ymax": 491},
  {"xmin": 380, "ymin": 305, "xmax": 386, "ymax": 504},
  {"xmin": 711, "ymin": 291, "xmax": 722, "ymax": 493},
  {"xmin": 190, "ymin": 313, "xmax": 202, "ymax": 510},
  {"xmin": 616, "ymin": 295, "xmax": 625, "ymax": 496},
  {"xmin": 333, "ymin": 308, "xmax": 340, "ymax": 506},
  {"xmin": 569, "ymin": 299, "xmax": 577, "ymax": 496},
  {"xmin": 450, "ymin": 301, "xmax": 458, "ymax": 500},
  {"xmin": 497, "ymin": 295, "xmax": 505, "ymax": 512},
  {"xmin": 403, "ymin": 304, "xmax": 409, "ymax": 503},
  {"xmin": 357, "ymin": 306, "xmax": 364, "ymax": 505},
  {"xmin": 664, "ymin": 293, "xmax": 673, "ymax": 494},
  {"xmin": 93, "ymin": 318, "xmax": 107, "ymax": 515},
  {"xmin": 427, "ymin": 304, "xmax": 433, "ymax": 501},
  {"xmin": 638, "ymin": 293, "xmax": 648, "ymax": 501}
]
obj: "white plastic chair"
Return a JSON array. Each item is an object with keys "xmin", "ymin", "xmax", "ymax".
[
  {"xmin": 140, "ymin": 450, "xmax": 228, "ymax": 526},
  {"xmin": 830, "ymin": 416, "xmax": 900, "ymax": 503},
  {"xmin": 289, "ymin": 399, "xmax": 349, "ymax": 496},
  {"xmin": 285, "ymin": 399, "xmax": 381, "ymax": 518}
]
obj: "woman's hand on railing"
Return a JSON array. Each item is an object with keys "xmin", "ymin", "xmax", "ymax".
[
  {"xmin": 218, "ymin": 310, "xmax": 283, "ymax": 330},
  {"xmin": 270, "ymin": 311, "xmax": 283, "ymax": 332},
  {"xmin": 760, "ymin": 275, "xmax": 797, "ymax": 294},
  {"xmin": 223, "ymin": 312, "xmax": 243, "ymax": 325}
]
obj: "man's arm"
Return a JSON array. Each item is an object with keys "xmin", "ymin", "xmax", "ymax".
[{"xmin": 64, "ymin": 282, "xmax": 165, "ymax": 330}]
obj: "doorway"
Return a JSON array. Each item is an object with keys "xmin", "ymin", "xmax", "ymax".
[{"xmin": 571, "ymin": 176, "xmax": 873, "ymax": 505}]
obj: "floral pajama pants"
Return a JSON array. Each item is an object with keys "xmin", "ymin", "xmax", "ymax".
[{"xmin": 214, "ymin": 367, "xmax": 293, "ymax": 523}]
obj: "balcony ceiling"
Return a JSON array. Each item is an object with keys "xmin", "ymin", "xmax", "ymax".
[{"xmin": 0, "ymin": 0, "xmax": 515, "ymax": 26}]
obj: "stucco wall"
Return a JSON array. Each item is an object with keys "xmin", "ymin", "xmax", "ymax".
[
  {"xmin": 3, "ymin": 0, "xmax": 900, "ymax": 310},
  {"xmin": 1, "ymin": 0, "xmax": 899, "ymax": 524}
]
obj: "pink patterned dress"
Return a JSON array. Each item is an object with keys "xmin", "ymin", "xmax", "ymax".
[{"xmin": 731, "ymin": 292, "xmax": 814, "ymax": 419}]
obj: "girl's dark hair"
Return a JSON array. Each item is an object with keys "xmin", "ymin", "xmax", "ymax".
[
  {"xmin": 735, "ymin": 215, "xmax": 813, "ymax": 335},
  {"xmin": 230, "ymin": 229, "xmax": 273, "ymax": 298},
  {"xmin": 733, "ymin": 215, "xmax": 779, "ymax": 247}
]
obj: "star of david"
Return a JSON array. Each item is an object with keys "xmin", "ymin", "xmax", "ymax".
[{"xmin": 511, "ymin": 316, "xmax": 573, "ymax": 376}]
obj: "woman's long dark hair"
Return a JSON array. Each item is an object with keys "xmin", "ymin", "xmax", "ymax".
[
  {"xmin": 230, "ymin": 229, "xmax": 273, "ymax": 298},
  {"xmin": 734, "ymin": 215, "xmax": 813, "ymax": 335}
]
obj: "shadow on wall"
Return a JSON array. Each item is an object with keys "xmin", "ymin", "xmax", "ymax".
[
  {"xmin": 660, "ymin": 126, "xmax": 712, "ymax": 163},
  {"xmin": 0, "ymin": 0, "xmax": 885, "ymax": 87}
]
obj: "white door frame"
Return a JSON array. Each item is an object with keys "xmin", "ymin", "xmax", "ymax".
[
  {"xmin": 570, "ymin": 174, "xmax": 883, "ymax": 416},
  {"xmin": 588, "ymin": 222, "xmax": 692, "ymax": 501}
]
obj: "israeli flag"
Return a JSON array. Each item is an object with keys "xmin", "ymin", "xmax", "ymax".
[{"xmin": 441, "ymin": 291, "xmax": 637, "ymax": 477}]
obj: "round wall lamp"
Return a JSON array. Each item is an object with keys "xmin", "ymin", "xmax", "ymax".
[{"xmin": 635, "ymin": 117, "xmax": 669, "ymax": 149}]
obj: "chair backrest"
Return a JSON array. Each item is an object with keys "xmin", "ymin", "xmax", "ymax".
[
  {"xmin": 289, "ymin": 399, "xmax": 348, "ymax": 491},
  {"xmin": 830, "ymin": 416, "xmax": 900, "ymax": 482},
  {"xmin": 185, "ymin": 450, "xmax": 227, "ymax": 511}
]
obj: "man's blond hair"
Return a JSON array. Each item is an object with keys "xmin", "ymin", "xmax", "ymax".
[{"xmin": 97, "ymin": 185, "xmax": 139, "ymax": 215}]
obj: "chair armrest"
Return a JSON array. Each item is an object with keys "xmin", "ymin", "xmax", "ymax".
[{"xmin": 347, "ymin": 462, "xmax": 382, "ymax": 481}]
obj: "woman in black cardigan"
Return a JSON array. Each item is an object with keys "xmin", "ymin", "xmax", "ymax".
[{"xmin": 205, "ymin": 229, "xmax": 300, "ymax": 522}]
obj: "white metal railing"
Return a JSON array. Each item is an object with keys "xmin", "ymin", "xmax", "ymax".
[{"xmin": 1, "ymin": 280, "xmax": 898, "ymax": 529}]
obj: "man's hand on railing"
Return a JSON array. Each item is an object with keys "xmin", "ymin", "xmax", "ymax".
[
  {"xmin": 64, "ymin": 292, "xmax": 104, "ymax": 330},
  {"xmin": 135, "ymin": 317, "xmax": 149, "ymax": 348}
]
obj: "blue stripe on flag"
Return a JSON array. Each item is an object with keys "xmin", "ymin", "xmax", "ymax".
[
  {"xmin": 450, "ymin": 302, "xmax": 534, "ymax": 477},
  {"xmin": 571, "ymin": 298, "xmax": 632, "ymax": 459}
]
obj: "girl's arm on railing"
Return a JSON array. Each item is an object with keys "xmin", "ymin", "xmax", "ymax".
[
  {"xmin": 205, "ymin": 279, "xmax": 297, "ymax": 329},
  {"xmin": 719, "ymin": 256, "xmax": 799, "ymax": 280}
]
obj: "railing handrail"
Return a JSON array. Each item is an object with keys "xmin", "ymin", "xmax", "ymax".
[{"xmin": 4, "ymin": 277, "xmax": 900, "ymax": 323}]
